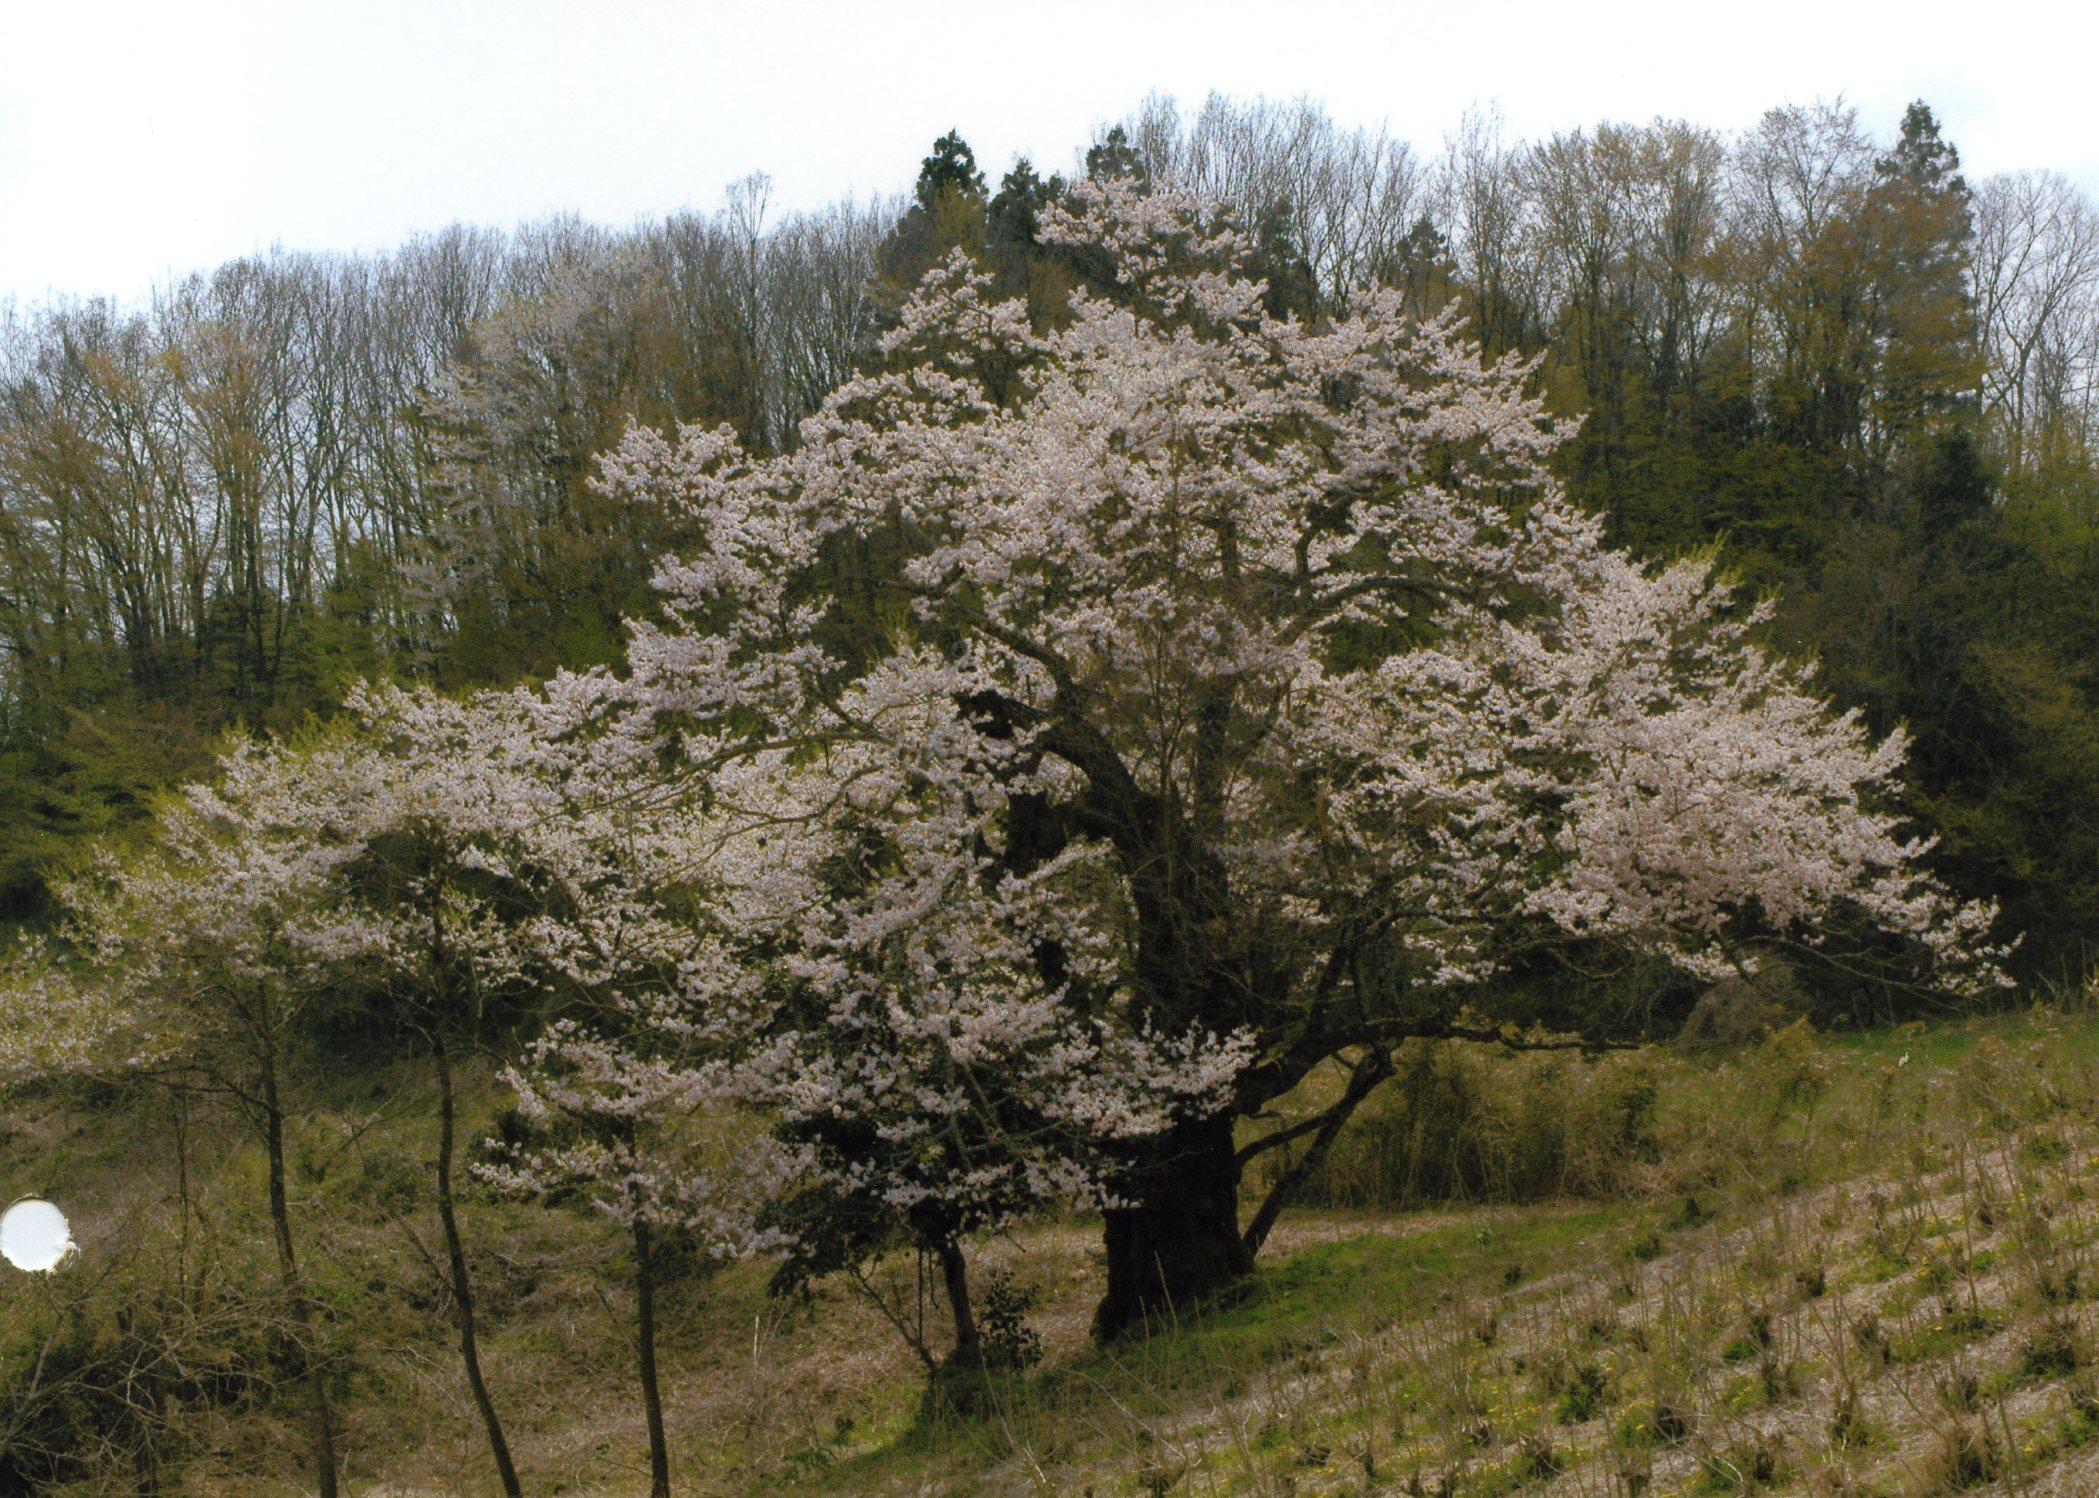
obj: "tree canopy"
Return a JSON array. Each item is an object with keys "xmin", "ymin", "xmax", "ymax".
[{"xmin": 580, "ymin": 178, "xmax": 2006, "ymax": 1333}]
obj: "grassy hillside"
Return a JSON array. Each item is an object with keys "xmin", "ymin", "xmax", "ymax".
[{"xmin": 11, "ymin": 1005, "xmax": 2099, "ymax": 1496}]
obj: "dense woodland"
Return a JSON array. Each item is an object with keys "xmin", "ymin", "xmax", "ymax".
[
  {"xmin": 5, "ymin": 90, "xmax": 2099, "ymax": 1498},
  {"xmin": 4, "ymin": 94, "xmax": 2096, "ymax": 978}
]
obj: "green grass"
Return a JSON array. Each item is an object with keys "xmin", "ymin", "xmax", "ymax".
[
  {"xmin": 799, "ymin": 1206, "xmax": 1638, "ymax": 1494},
  {"xmin": 20, "ymin": 1005, "xmax": 2099, "ymax": 1494}
]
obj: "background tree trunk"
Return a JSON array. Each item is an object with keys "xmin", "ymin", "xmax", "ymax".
[
  {"xmin": 261, "ymin": 1066, "xmax": 340, "ymax": 1498},
  {"xmin": 432, "ymin": 1026, "xmax": 522, "ymax": 1498}
]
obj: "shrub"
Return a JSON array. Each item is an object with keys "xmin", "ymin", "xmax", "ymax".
[
  {"xmin": 1270, "ymin": 1040, "xmax": 1663, "ymax": 1211},
  {"xmin": 977, "ymin": 1269, "xmax": 1045, "ymax": 1372}
]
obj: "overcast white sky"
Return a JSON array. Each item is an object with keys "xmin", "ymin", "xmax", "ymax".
[{"xmin": 3, "ymin": 0, "xmax": 2093, "ymax": 307}]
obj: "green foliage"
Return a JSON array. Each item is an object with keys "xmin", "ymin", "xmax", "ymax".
[
  {"xmin": 1266, "ymin": 1041, "xmax": 1664, "ymax": 1211},
  {"xmin": 876, "ymin": 130, "xmax": 991, "ymax": 302},
  {"xmin": 0, "ymin": 1276, "xmax": 291, "ymax": 1493},
  {"xmin": 1551, "ymin": 1359, "xmax": 1609, "ymax": 1423},
  {"xmin": 976, "ymin": 1269, "xmax": 1045, "ymax": 1373},
  {"xmin": 913, "ymin": 131, "xmax": 986, "ymax": 213},
  {"xmin": 1084, "ymin": 125, "xmax": 1144, "ymax": 185}
]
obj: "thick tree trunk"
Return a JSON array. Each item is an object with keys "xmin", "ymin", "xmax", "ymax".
[
  {"xmin": 1095, "ymin": 1111, "xmax": 1255, "ymax": 1341},
  {"xmin": 433, "ymin": 1028, "xmax": 523, "ymax": 1498},
  {"xmin": 261, "ymin": 1068, "xmax": 340, "ymax": 1498},
  {"xmin": 631, "ymin": 1215, "xmax": 672, "ymax": 1498}
]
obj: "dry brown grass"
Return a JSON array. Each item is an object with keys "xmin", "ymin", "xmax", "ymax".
[{"xmin": 16, "ymin": 1011, "xmax": 2099, "ymax": 1495}]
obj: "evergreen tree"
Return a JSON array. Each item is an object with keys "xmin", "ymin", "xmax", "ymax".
[
  {"xmin": 987, "ymin": 157, "xmax": 1067, "ymax": 312},
  {"xmin": 876, "ymin": 130, "xmax": 990, "ymax": 309},
  {"xmin": 988, "ymin": 157, "xmax": 1060, "ymax": 256},
  {"xmin": 1084, "ymin": 125, "xmax": 1145, "ymax": 185},
  {"xmin": 1385, "ymin": 215, "xmax": 1460, "ymax": 319},
  {"xmin": 1863, "ymin": 102, "xmax": 1981, "ymax": 466},
  {"xmin": 915, "ymin": 130, "xmax": 987, "ymax": 211}
]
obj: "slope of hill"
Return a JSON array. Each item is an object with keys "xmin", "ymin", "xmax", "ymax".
[{"xmin": 9, "ymin": 1008, "xmax": 2099, "ymax": 1496}]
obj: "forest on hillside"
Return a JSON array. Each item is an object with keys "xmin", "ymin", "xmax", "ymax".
[
  {"xmin": 4, "ymin": 89, "xmax": 2099, "ymax": 1498},
  {"xmin": 4, "ymin": 93, "xmax": 2096, "ymax": 980}
]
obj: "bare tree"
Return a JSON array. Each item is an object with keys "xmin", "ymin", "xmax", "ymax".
[{"xmin": 1973, "ymin": 171, "xmax": 2099, "ymax": 476}]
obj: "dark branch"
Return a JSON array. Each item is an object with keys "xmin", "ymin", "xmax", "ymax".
[{"xmin": 1241, "ymin": 1044, "xmax": 1395, "ymax": 1257}]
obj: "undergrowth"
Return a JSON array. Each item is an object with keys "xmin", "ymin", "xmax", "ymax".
[{"xmin": 11, "ymin": 1003, "xmax": 2099, "ymax": 1494}]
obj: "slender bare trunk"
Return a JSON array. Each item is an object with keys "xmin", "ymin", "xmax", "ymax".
[
  {"xmin": 173, "ymin": 1089, "xmax": 192, "ymax": 1294},
  {"xmin": 260, "ymin": 1064, "xmax": 340, "ymax": 1498},
  {"xmin": 433, "ymin": 1027, "xmax": 523, "ymax": 1498},
  {"xmin": 631, "ymin": 1214, "xmax": 671, "ymax": 1498}
]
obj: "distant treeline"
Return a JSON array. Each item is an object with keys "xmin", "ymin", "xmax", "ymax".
[{"xmin": 4, "ymin": 91, "xmax": 2097, "ymax": 982}]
